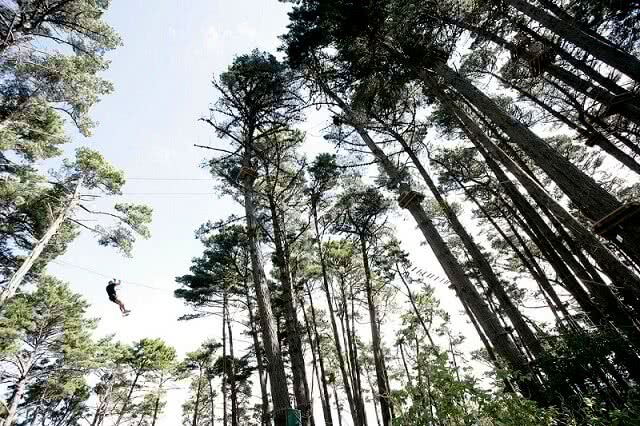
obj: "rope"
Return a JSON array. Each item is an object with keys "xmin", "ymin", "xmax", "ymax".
[{"xmin": 51, "ymin": 260, "xmax": 173, "ymax": 292}]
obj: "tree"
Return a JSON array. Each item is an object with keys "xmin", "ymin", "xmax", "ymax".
[
  {"xmin": 332, "ymin": 185, "xmax": 395, "ymax": 426},
  {"xmin": 202, "ymin": 50, "xmax": 305, "ymax": 426},
  {"xmin": 0, "ymin": 147, "xmax": 153, "ymax": 306},
  {"xmin": 181, "ymin": 341, "xmax": 219, "ymax": 426},
  {"xmin": 0, "ymin": 277, "xmax": 98, "ymax": 426},
  {"xmin": 0, "ymin": 0, "xmax": 121, "ymax": 136},
  {"xmin": 113, "ymin": 338, "xmax": 176, "ymax": 426}
]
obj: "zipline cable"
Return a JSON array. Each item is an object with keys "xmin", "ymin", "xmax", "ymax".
[{"xmin": 51, "ymin": 259, "xmax": 173, "ymax": 292}]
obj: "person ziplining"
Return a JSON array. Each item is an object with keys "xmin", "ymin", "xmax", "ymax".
[{"xmin": 106, "ymin": 279, "xmax": 131, "ymax": 316}]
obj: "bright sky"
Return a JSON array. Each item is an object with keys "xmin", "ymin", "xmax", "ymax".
[{"xmin": 44, "ymin": 1, "xmax": 471, "ymax": 424}]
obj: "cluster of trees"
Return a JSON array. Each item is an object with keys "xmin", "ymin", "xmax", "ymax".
[
  {"xmin": 174, "ymin": 0, "xmax": 640, "ymax": 425},
  {"xmin": 4, "ymin": 0, "xmax": 640, "ymax": 425},
  {"xmin": 1, "ymin": 2, "xmax": 156, "ymax": 424}
]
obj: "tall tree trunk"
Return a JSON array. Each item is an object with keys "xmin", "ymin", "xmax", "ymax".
[
  {"xmin": 150, "ymin": 373, "xmax": 164, "ymax": 426},
  {"xmin": 2, "ymin": 373, "xmax": 29, "ymax": 426},
  {"xmin": 267, "ymin": 196, "xmax": 312, "ymax": 424},
  {"xmin": 429, "ymin": 64, "xmax": 622, "ymax": 223},
  {"xmin": 246, "ymin": 292, "xmax": 270, "ymax": 426},
  {"xmin": 332, "ymin": 384, "xmax": 344, "ymax": 426},
  {"xmin": 503, "ymin": 0, "xmax": 640, "ymax": 81},
  {"xmin": 311, "ymin": 201, "xmax": 360, "ymax": 426},
  {"xmin": 386, "ymin": 128, "xmax": 543, "ymax": 357},
  {"xmin": 337, "ymin": 273, "xmax": 368, "ymax": 426},
  {"xmin": 115, "ymin": 372, "xmax": 142, "ymax": 426},
  {"xmin": 359, "ymin": 234, "xmax": 394, "ymax": 426},
  {"xmin": 484, "ymin": 70, "xmax": 640, "ymax": 175},
  {"xmin": 192, "ymin": 370, "xmax": 204, "ymax": 426},
  {"xmin": 0, "ymin": 179, "xmax": 82, "ymax": 307},
  {"xmin": 227, "ymin": 304, "xmax": 238, "ymax": 426},
  {"xmin": 222, "ymin": 292, "xmax": 228, "ymax": 426},
  {"xmin": 208, "ymin": 376, "xmax": 216, "ymax": 426},
  {"xmin": 319, "ymin": 81, "xmax": 542, "ymax": 400},
  {"xmin": 305, "ymin": 281, "xmax": 334, "ymax": 426},
  {"xmin": 433, "ymin": 83, "xmax": 640, "ymax": 305},
  {"xmin": 444, "ymin": 91, "xmax": 640, "ymax": 351},
  {"xmin": 241, "ymin": 158, "xmax": 290, "ymax": 426}
]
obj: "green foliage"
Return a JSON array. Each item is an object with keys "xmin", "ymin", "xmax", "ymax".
[
  {"xmin": 62, "ymin": 147, "xmax": 126, "ymax": 193},
  {"xmin": 332, "ymin": 184, "xmax": 391, "ymax": 238},
  {"xmin": 0, "ymin": 277, "xmax": 98, "ymax": 422}
]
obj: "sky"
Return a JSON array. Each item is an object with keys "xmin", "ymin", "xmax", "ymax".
[{"xmin": 43, "ymin": 1, "xmax": 471, "ymax": 424}]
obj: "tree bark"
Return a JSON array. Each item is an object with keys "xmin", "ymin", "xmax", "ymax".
[
  {"xmin": 246, "ymin": 292, "xmax": 271, "ymax": 426},
  {"xmin": 242, "ymin": 160, "xmax": 290, "ymax": 426},
  {"xmin": 0, "ymin": 179, "xmax": 82, "ymax": 307},
  {"xmin": 359, "ymin": 234, "xmax": 394, "ymax": 426},
  {"xmin": 386, "ymin": 128, "xmax": 543, "ymax": 357},
  {"xmin": 222, "ymin": 292, "xmax": 228, "ymax": 426},
  {"xmin": 305, "ymin": 281, "xmax": 334, "ymax": 426},
  {"xmin": 3, "ymin": 373, "xmax": 29, "ymax": 426},
  {"xmin": 150, "ymin": 373, "xmax": 164, "ymax": 426},
  {"xmin": 115, "ymin": 372, "xmax": 142, "ymax": 426},
  {"xmin": 192, "ymin": 369, "xmax": 204, "ymax": 426},
  {"xmin": 267, "ymin": 195, "xmax": 312, "ymax": 424},
  {"xmin": 227, "ymin": 303, "xmax": 238, "ymax": 426},
  {"xmin": 431, "ymin": 80, "xmax": 640, "ymax": 302}
]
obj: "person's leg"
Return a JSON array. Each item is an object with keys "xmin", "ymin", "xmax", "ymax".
[
  {"xmin": 111, "ymin": 296, "xmax": 126, "ymax": 313},
  {"xmin": 116, "ymin": 298, "xmax": 130, "ymax": 313}
]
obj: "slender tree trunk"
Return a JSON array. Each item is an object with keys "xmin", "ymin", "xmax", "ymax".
[
  {"xmin": 485, "ymin": 70, "xmax": 640, "ymax": 175},
  {"xmin": 445, "ymin": 172, "xmax": 571, "ymax": 327},
  {"xmin": 504, "ymin": 0, "xmax": 640, "ymax": 81},
  {"xmin": 115, "ymin": 372, "xmax": 142, "ymax": 426},
  {"xmin": 150, "ymin": 373, "xmax": 164, "ymax": 426},
  {"xmin": 305, "ymin": 281, "xmax": 334, "ymax": 426},
  {"xmin": 319, "ymin": 81, "xmax": 542, "ymax": 400},
  {"xmin": 208, "ymin": 376, "xmax": 216, "ymax": 426},
  {"xmin": 227, "ymin": 305, "xmax": 238, "ymax": 426},
  {"xmin": 332, "ymin": 384, "xmax": 344, "ymax": 426},
  {"xmin": 387, "ymin": 128, "xmax": 543, "ymax": 357},
  {"xmin": 222, "ymin": 291, "xmax": 228, "ymax": 426},
  {"xmin": 311, "ymin": 202, "xmax": 360, "ymax": 426},
  {"xmin": 433, "ymin": 82, "xmax": 640, "ymax": 304},
  {"xmin": 394, "ymin": 265, "xmax": 435, "ymax": 347},
  {"xmin": 241, "ymin": 156, "xmax": 290, "ymax": 426},
  {"xmin": 359, "ymin": 234, "xmax": 394, "ymax": 426},
  {"xmin": 192, "ymin": 370, "xmax": 204, "ymax": 426},
  {"xmin": 398, "ymin": 341, "xmax": 413, "ymax": 387},
  {"xmin": 2, "ymin": 373, "xmax": 29, "ymax": 426},
  {"xmin": 445, "ymin": 91, "xmax": 640, "ymax": 352},
  {"xmin": 429, "ymin": 65, "xmax": 620, "ymax": 222},
  {"xmin": 0, "ymin": 179, "xmax": 82, "ymax": 307},
  {"xmin": 246, "ymin": 292, "xmax": 271, "ymax": 426},
  {"xmin": 267, "ymin": 196, "xmax": 312, "ymax": 423}
]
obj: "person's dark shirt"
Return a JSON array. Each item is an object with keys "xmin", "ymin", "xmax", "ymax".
[{"xmin": 106, "ymin": 283, "xmax": 117, "ymax": 297}]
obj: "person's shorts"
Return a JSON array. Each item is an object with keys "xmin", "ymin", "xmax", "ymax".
[{"xmin": 108, "ymin": 295, "xmax": 118, "ymax": 303}]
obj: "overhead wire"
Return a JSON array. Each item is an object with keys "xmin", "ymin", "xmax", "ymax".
[{"xmin": 51, "ymin": 259, "xmax": 173, "ymax": 292}]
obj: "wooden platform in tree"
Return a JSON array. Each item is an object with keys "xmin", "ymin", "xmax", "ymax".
[
  {"xmin": 592, "ymin": 202, "xmax": 640, "ymax": 238},
  {"xmin": 598, "ymin": 91, "xmax": 637, "ymax": 118},
  {"xmin": 237, "ymin": 166, "xmax": 258, "ymax": 180},
  {"xmin": 398, "ymin": 190, "xmax": 425, "ymax": 209}
]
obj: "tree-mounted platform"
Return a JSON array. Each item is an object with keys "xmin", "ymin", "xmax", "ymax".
[
  {"xmin": 592, "ymin": 202, "xmax": 640, "ymax": 240},
  {"xmin": 527, "ymin": 47, "xmax": 555, "ymax": 77},
  {"xmin": 237, "ymin": 166, "xmax": 258, "ymax": 181},
  {"xmin": 398, "ymin": 190, "xmax": 425, "ymax": 209},
  {"xmin": 597, "ymin": 91, "xmax": 638, "ymax": 119}
]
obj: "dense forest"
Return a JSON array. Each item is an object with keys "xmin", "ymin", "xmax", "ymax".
[{"xmin": 2, "ymin": 0, "xmax": 640, "ymax": 425}]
